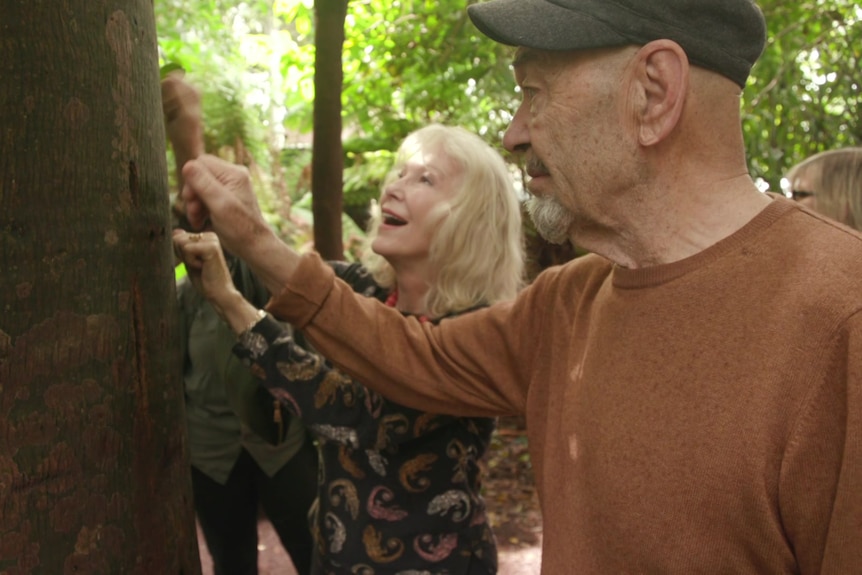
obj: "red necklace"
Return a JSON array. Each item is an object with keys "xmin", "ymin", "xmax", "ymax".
[{"xmin": 385, "ymin": 289, "xmax": 429, "ymax": 323}]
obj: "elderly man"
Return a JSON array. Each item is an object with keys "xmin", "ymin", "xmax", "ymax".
[{"xmin": 173, "ymin": 0, "xmax": 862, "ymax": 573}]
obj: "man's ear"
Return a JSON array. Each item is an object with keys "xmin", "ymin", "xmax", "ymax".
[{"xmin": 633, "ymin": 40, "xmax": 688, "ymax": 146}]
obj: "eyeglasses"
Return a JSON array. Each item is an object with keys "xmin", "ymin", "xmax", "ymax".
[{"xmin": 790, "ymin": 190, "xmax": 816, "ymax": 201}]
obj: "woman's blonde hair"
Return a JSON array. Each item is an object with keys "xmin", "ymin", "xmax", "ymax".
[
  {"xmin": 361, "ymin": 124, "xmax": 525, "ymax": 318},
  {"xmin": 786, "ymin": 147, "xmax": 862, "ymax": 230}
]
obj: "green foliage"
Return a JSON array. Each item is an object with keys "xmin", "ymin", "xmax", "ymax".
[
  {"xmin": 270, "ymin": 0, "xmax": 520, "ymax": 209},
  {"xmin": 159, "ymin": 62, "xmax": 184, "ymax": 79},
  {"xmin": 280, "ymin": 146, "xmax": 313, "ymax": 203},
  {"xmin": 745, "ymin": 1, "xmax": 861, "ymax": 191},
  {"xmin": 343, "ymin": 149, "xmax": 394, "ymax": 207},
  {"xmin": 329, "ymin": 0, "xmax": 519, "ymax": 205},
  {"xmin": 340, "ymin": 1, "xmax": 516, "ymax": 138},
  {"xmin": 292, "ymin": 193, "xmax": 369, "ymax": 261},
  {"xmin": 330, "ymin": 0, "xmax": 515, "ymax": 205},
  {"xmin": 155, "ymin": 0, "xmax": 302, "ymax": 244},
  {"xmin": 154, "ymin": 0, "xmax": 860, "ymax": 232}
]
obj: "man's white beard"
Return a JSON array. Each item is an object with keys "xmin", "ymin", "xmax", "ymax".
[{"xmin": 526, "ymin": 195, "xmax": 574, "ymax": 245}]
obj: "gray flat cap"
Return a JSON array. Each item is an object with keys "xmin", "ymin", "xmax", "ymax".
[{"xmin": 467, "ymin": 0, "xmax": 767, "ymax": 87}]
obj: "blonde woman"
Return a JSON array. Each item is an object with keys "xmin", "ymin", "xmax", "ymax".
[
  {"xmin": 175, "ymin": 124, "xmax": 524, "ymax": 574},
  {"xmin": 784, "ymin": 147, "xmax": 862, "ymax": 229}
]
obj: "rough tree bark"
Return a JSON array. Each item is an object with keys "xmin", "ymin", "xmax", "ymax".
[
  {"xmin": 311, "ymin": 0, "xmax": 349, "ymax": 261},
  {"xmin": 0, "ymin": 2, "xmax": 200, "ymax": 573}
]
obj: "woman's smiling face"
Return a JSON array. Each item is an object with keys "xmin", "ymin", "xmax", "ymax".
[{"xmin": 371, "ymin": 144, "xmax": 462, "ymax": 270}]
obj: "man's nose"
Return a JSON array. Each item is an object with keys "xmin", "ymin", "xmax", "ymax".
[{"xmin": 503, "ymin": 105, "xmax": 530, "ymax": 153}]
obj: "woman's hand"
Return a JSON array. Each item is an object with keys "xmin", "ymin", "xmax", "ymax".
[
  {"xmin": 173, "ymin": 230, "xmax": 239, "ymax": 311},
  {"xmin": 173, "ymin": 229, "xmax": 263, "ymax": 335}
]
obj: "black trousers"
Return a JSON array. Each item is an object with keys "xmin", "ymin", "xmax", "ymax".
[{"xmin": 192, "ymin": 437, "xmax": 319, "ymax": 575}]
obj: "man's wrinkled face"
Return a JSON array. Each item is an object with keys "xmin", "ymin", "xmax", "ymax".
[{"xmin": 504, "ymin": 47, "xmax": 638, "ymax": 244}]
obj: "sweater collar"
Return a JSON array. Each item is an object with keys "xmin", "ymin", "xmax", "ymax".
[{"xmin": 611, "ymin": 197, "xmax": 797, "ymax": 289}]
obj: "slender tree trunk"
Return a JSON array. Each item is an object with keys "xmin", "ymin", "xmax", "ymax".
[
  {"xmin": 0, "ymin": 2, "xmax": 200, "ymax": 573},
  {"xmin": 311, "ymin": 0, "xmax": 349, "ymax": 261}
]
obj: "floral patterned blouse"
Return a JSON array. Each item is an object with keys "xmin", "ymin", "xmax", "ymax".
[{"xmin": 233, "ymin": 263, "xmax": 498, "ymax": 575}]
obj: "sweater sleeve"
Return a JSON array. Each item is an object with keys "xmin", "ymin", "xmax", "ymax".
[
  {"xmin": 779, "ymin": 309, "xmax": 862, "ymax": 574},
  {"xmin": 234, "ymin": 315, "xmax": 489, "ymax": 450},
  {"xmin": 266, "ymin": 252, "xmax": 545, "ymax": 418}
]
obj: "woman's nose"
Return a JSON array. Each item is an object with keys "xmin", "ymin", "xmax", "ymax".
[{"xmin": 382, "ymin": 180, "xmax": 404, "ymax": 201}]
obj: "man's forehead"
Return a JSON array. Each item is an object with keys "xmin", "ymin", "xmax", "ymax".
[
  {"xmin": 512, "ymin": 47, "xmax": 579, "ymax": 73},
  {"xmin": 513, "ymin": 45, "xmax": 636, "ymax": 78},
  {"xmin": 512, "ymin": 47, "xmax": 545, "ymax": 69},
  {"xmin": 511, "ymin": 48, "xmax": 553, "ymax": 82}
]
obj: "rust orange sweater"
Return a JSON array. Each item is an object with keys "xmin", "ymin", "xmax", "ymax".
[{"xmin": 269, "ymin": 198, "xmax": 862, "ymax": 574}]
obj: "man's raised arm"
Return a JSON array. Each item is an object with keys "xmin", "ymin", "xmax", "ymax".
[{"xmin": 180, "ymin": 154, "xmax": 306, "ymax": 300}]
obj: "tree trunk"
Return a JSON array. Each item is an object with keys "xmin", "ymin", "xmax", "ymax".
[
  {"xmin": 0, "ymin": 2, "xmax": 200, "ymax": 573},
  {"xmin": 311, "ymin": 0, "xmax": 349, "ymax": 261}
]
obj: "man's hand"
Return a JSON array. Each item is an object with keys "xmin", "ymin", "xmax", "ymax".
[{"xmin": 180, "ymin": 155, "xmax": 269, "ymax": 258}]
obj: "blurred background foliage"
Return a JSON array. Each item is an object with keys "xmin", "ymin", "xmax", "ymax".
[
  {"xmin": 154, "ymin": 0, "xmax": 860, "ymax": 264},
  {"xmin": 746, "ymin": 0, "xmax": 860, "ymax": 192}
]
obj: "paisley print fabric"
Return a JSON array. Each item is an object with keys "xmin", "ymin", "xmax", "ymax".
[{"xmin": 234, "ymin": 263, "xmax": 497, "ymax": 574}]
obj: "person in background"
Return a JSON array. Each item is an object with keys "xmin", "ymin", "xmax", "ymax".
[
  {"xmin": 171, "ymin": 0, "xmax": 862, "ymax": 572},
  {"xmin": 784, "ymin": 147, "xmax": 862, "ymax": 228},
  {"xmin": 174, "ymin": 119, "xmax": 525, "ymax": 574},
  {"xmin": 163, "ymin": 74, "xmax": 318, "ymax": 575}
]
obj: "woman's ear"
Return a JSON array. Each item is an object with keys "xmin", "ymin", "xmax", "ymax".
[{"xmin": 633, "ymin": 40, "xmax": 688, "ymax": 146}]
